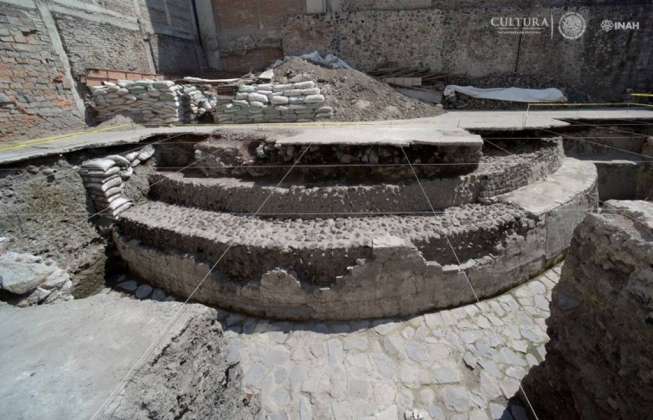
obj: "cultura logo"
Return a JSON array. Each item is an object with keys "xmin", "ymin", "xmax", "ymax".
[
  {"xmin": 558, "ymin": 12, "xmax": 587, "ymax": 40},
  {"xmin": 490, "ymin": 10, "xmax": 588, "ymax": 40}
]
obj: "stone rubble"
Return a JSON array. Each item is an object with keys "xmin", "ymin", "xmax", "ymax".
[
  {"xmin": 0, "ymin": 251, "xmax": 73, "ymax": 307},
  {"xmin": 215, "ymin": 264, "xmax": 562, "ymax": 419},
  {"xmin": 116, "ymin": 274, "xmax": 171, "ymax": 302},
  {"xmin": 79, "ymin": 145, "xmax": 154, "ymax": 219},
  {"xmin": 216, "ymin": 80, "xmax": 334, "ymax": 124},
  {"xmin": 90, "ymin": 80, "xmax": 217, "ymax": 125}
]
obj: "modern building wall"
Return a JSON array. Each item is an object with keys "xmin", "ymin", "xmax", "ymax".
[
  {"xmin": 0, "ymin": 0, "xmax": 205, "ymax": 141},
  {"xmin": 211, "ymin": 0, "xmax": 653, "ymax": 100}
]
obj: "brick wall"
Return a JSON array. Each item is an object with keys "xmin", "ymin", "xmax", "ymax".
[
  {"xmin": 0, "ymin": 0, "xmax": 207, "ymax": 142},
  {"xmin": 0, "ymin": 3, "xmax": 83, "ymax": 141}
]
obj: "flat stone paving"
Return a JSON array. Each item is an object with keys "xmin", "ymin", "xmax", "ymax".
[{"xmin": 221, "ymin": 264, "xmax": 562, "ymax": 420}]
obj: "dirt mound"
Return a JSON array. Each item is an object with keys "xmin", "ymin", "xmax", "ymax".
[{"xmin": 272, "ymin": 58, "xmax": 443, "ymax": 121}]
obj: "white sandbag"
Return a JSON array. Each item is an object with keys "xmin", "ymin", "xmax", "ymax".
[
  {"xmin": 104, "ymin": 186, "xmax": 123, "ymax": 197},
  {"xmin": 82, "ymin": 158, "xmax": 115, "ymax": 172},
  {"xmin": 109, "ymin": 197, "xmax": 131, "ymax": 210},
  {"xmin": 106, "ymin": 155, "xmax": 131, "ymax": 168},
  {"xmin": 120, "ymin": 167, "xmax": 133, "ymax": 180},
  {"xmin": 80, "ymin": 166, "xmax": 121, "ymax": 177},
  {"xmin": 137, "ymin": 145, "xmax": 155, "ymax": 161},
  {"xmin": 125, "ymin": 151, "xmax": 140, "ymax": 161},
  {"xmin": 86, "ymin": 177, "xmax": 122, "ymax": 192}
]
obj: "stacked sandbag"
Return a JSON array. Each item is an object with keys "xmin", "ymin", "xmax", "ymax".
[
  {"xmin": 215, "ymin": 81, "xmax": 334, "ymax": 124},
  {"xmin": 80, "ymin": 145, "xmax": 154, "ymax": 219},
  {"xmin": 179, "ymin": 84, "xmax": 218, "ymax": 122},
  {"xmin": 91, "ymin": 80, "xmax": 181, "ymax": 125}
]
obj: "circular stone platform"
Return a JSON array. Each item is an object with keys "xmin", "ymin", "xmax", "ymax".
[
  {"xmin": 149, "ymin": 139, "xmax": 563, "ymax": 215},
  {"xmin": 114, "ymin": 126, "xmax": 597, "ymax": 320}
]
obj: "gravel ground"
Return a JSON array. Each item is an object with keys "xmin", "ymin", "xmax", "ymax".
[{"xmin": 272, "ymin": 58, "xmax": 444, "ymax": 121}]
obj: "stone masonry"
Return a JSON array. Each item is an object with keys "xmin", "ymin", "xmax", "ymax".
[
  {"xmin": 524, "ymin": 200, "xmax": 653, "ymax": 419},
  {"xmin": 216, "ymin": 81, "xmax": 334, "ymax": 124},
  {"xmin": 209, "ymin": 1, "xmax": 653, "ymax": 101},
  {"xmin": 218, "ymin": 264, "xmax": 561, "ymax": 419}
]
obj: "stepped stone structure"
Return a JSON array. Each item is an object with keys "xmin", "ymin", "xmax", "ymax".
[{"xmin": 110, "ymin": 126, "xmax": 598, "ymax": 320}]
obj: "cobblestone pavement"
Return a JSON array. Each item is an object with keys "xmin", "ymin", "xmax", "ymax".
[{"xmin": 220, "ymin": 264, "xmax": 561, "ymax": 420}]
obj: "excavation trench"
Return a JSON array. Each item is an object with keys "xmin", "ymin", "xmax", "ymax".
[{"xmin": 0, "ymin": 123, "xmax": 648, "ymax": 317}]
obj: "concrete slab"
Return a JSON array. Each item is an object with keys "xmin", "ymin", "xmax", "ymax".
[
  {"xmin": 497, "ymin": 158, "xmax": 598, "ymax": 216},
  {"xmin": 2, "ymin": 109, "xmax": 652, "ymax": 165},
  {"xmin": 0, "ymin": 125, "xmax": 219, "ymax": 166},
  {"xmin": 419, "ymin": 109, "xmax": 653, "ymax": 131},
  {"xmin": 268, "ymin": 126, "xmax": 482, "ymax": 147},
  {"xmin": 0, "ymin": 293, "xmax": 213, "ymax": 420}
]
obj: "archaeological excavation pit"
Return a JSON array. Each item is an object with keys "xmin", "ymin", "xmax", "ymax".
[{"xmin": 105, "ymin": 125, "xmax": 599, "ymax": 321}]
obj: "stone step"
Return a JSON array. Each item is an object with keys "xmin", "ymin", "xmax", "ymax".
[
  {"xmin": 155, "ymin": 128, "xmax": 485, "ymax": 180},
  {"xmin": 117, "ymin": 200, "xmax": 531, "ymax": 277},
  {"xmin": 115, "ymin": 158, "xmax": 598, "ymax": 320},
  {"xmin": 149, "ymin": 141, "xmax": 563, "ymax": 215}
]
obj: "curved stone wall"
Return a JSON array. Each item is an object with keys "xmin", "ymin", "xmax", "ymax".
[
  {"xmin": 149, "ymin": 139, "xmax": 563, "ymax": 215},
  {"xmin": 116, "ymin": 158, "xmax": 597, "ymax": 320}
]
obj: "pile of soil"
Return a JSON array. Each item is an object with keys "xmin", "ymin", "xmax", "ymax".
[{"xmin": 272, "ymin": 58, "xmax": 443, "ymax": 121}]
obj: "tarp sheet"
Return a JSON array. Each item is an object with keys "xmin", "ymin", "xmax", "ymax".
[
  {"xmin": 444, "ymin": 85, "xmax": 567, "ymax": 103},
  {"xmin": 271, "ymin": 51, "xmax": 353, "ymax": 70}
]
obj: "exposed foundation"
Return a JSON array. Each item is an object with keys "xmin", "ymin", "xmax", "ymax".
[{"xmin": 113, "ymin": 128, "xmax": 598, "ymax": 320}]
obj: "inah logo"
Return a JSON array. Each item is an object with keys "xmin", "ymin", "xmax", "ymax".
[
  {"xmin": 601, "ymin": 19, "xmax": 615, "ymax": 32},
  {"xmin": 601, "ymin": 19, "xmax": 640, "ymax": 32},
  {"xmin": 558, "ymin": 12, "xmax": 587, "ymax": 40}
]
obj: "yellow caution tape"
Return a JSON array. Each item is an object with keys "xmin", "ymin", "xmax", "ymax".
[{"xmin": 0, "ymin": 124, "xmax": 132, "ymax": 153}]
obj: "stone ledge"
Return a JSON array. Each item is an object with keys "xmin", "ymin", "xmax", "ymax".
[{"xmin": 149, "ymin": 140, "xmax": 562, "ymax": 214}]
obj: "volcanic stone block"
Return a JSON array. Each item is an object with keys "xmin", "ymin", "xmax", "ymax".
[{"xmin": 524, "ymin": 200, "xmax": 653, "ymax": 420}]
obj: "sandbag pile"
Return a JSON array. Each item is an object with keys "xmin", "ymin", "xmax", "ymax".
[
  {"xmin": 179, "ymin": 84, "xmax": 218, "ymax": 122},
  {"xmin": 90, "ymin": 81, "xmax": 217, "ymax": 125},
  {"xmin": 216, "ymin": 81, "xmax": 334, "ymax": 124},
  {"xmin": 80, "ymin": 145, "xmax": 155, "ymax": 219},
  {"xmin": 90, "ymin": 80, "xmax": 181, "ymax": 125}
]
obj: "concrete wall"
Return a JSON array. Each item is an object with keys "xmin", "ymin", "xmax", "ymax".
[
  {"xmin": 210, "ymin": 0, "xmax": 653, "ymax": 100},
  {"xmin": 0, "ymin": 0, "xmax": 206, "ymax": 141}
]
